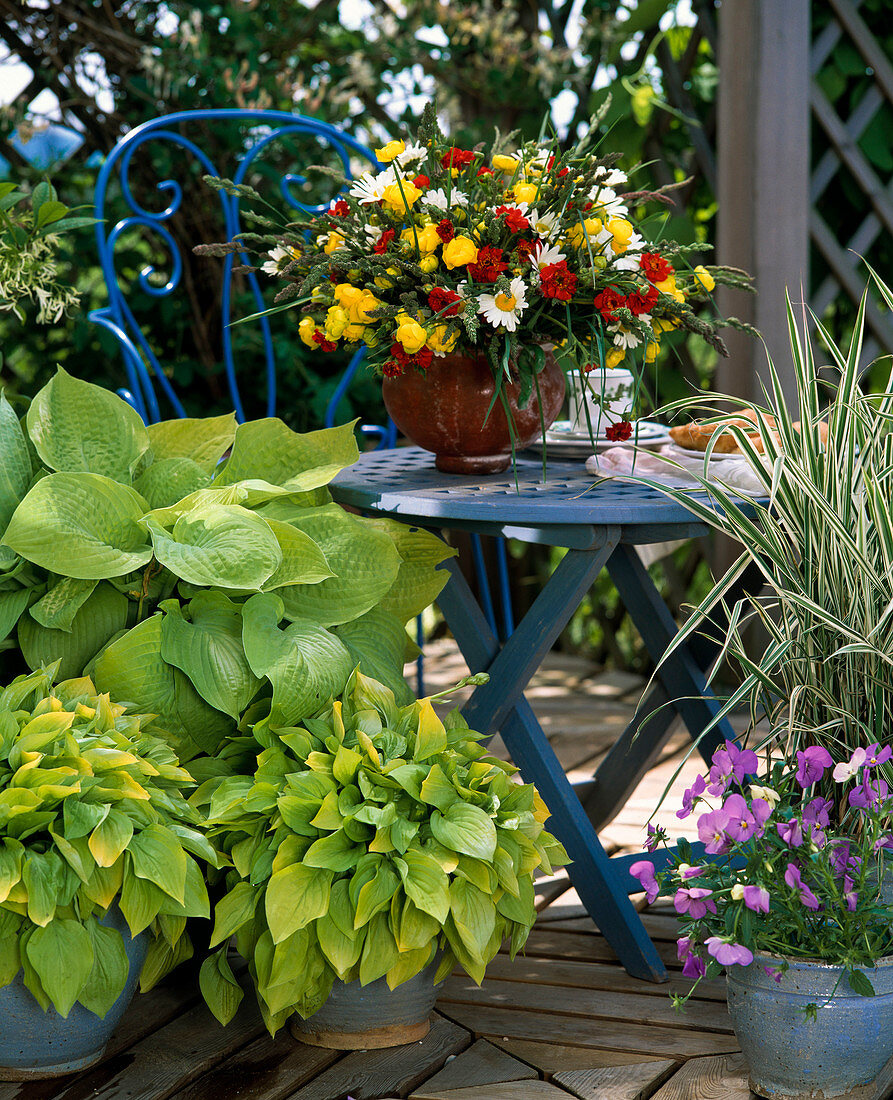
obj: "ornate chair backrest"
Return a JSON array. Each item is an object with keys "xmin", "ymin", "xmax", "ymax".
[{"xmin": 89, "ymin": 107, "xmax": 390, "ymax": 440}]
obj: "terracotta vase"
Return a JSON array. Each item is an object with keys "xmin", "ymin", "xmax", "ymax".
[{"xmin": 381, "ymin": 346, "xmax": 566, "ymax": 474}]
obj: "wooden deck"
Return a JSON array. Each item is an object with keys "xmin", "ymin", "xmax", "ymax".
[{"xmin": 5, "ymin": 642, "xmax": 892, "ymax": 1100}]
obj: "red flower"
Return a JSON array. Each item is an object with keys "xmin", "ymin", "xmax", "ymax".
[
  {"xmin": 312, "ymin": 331, "xmax": 338, "ymax": 353},
  {"xmin": 514, "ymin": 238, "xmax": 537, "ymax": 264},
  {"xmin": 389, "ymin": 342, "xmax": 409, "ymax": 363},
  {"xmin": 476, "ymin": 165, "xmax": 494, "ymax": 177},
  {"xmin": 640, "ymin": 252, "xmax": 674, "ymax": 282},
  {"xmin": 329, "ymin": 199, "xmax": 350, "ymax": 217},
  {"xmin": 605, "ymin": 420, "xmax": 633, "ymax": 442},
  {"xmin": 428, "ymin": 287, "xmax": 463, "ymax": 317},
  {"xmin": 540, "ymin": 261, "xmax": 578, "ymax": 301},
  {"xmin": 412, "ymin": 173, "xmax": 430, "ymax": 189},
  {"xmin": 412, "ymin": 347, "xmax": 434, "ymax": 370},
  {"xmin": 382, "ymin": 358, "xmax": 404, "ymax": 377},
  {"xmin": 546, "ymin": 155, "xmax": 570, "ymax": 178},
  {"xmin": 495, "ymin": 205, "xmax": 530, "ymax": 233},
  {"xmin": 441, "ymin": 147, "xmax": 475, "ymax": 169},
  {"xmin": 593, "ymin": 287, "xmax": 627, "ymax": 323},
  {"xmin": 627, "ymin": 283, "xmax": 659, "ymax": 315},
  {"xmin": 468, "ymin": 246, "xmax": 508, "ymax": 282},
  {"xmin": 436, "ymin": 218, "xmax": 456, "ymax": 243},
  {"xmin": 373, "ymin": 228, "xmax": 396, "ymax": 255}
]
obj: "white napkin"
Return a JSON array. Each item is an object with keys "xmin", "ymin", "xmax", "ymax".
[{"xmin": 585, "ymin": 444, "xmax": 767, "ymax": 496}]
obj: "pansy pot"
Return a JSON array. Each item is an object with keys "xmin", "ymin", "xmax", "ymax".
[{"xmin": 726, "ymin": 953, "xmax": 893, "ymax": 1099}]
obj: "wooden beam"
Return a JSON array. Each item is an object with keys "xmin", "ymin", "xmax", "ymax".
[{"xmin": 716, "ymin": 1, "xmax": 811, "ymax": 405}]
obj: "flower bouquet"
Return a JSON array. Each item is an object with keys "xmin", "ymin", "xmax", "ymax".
[
  {"xmin": 633, "ymin": 740, "xmax": 893, "ymax": 1098},
  {"xmin": 201, "ymin": 102, "xmax": 750, "ymax": 471}
]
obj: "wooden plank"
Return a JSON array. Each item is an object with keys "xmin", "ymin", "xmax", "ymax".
[
  {"xmin": 487, "ymin": 1039, "xmax": 675, "ymax": 1075},
  {"xmin": 437, "ymin": 1004, "xmax": 741, "ymax": 1061},
  {"xmin": 169, "ymin": 1031, "xmax": 339, "ymax": 1100},
  {"xmin": 410, "ymin": 1039, "xmax": 537, "ymax": 1098},
  {"xmin": 554, "ymin": 1060, "xmax": 676, "ymax": 1100},
  {"xmin": 477, "ymin": 953, "xmax": 727, "ymax": 1003},
  {"xmin": 286, "ymin": 1013, "xmax": 469, "ymax": 1100},
  {"xmin": 415, "ymin": 1083, "xmax": 569, "ymax": 1100},
  {"xmin": 649, "ymin": 1053, "xmax": 752, "ymax": 1099},
  {"xmin": 541, "ymin": 912, "xmax": 681, "ymax": 943},
  {"xmin": 516, "ymin": 929, "xmax": 679, "ymax": 970},
  {"xmin": 438, "ymin": 977, "xmax": 734, "ymax": 1035}
]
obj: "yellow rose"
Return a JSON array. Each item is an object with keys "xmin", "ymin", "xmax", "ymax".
[
  {"xmin": 374, "ymin": 275, "xmax": 394, "ymax": 289},
  {"xmin": 298, "ymin": 316, "xmax": 318, "ymax": 348},
  {"xmin": 334, "ymin": 283, "xmax": 363, "ymax": 309},
  {"xmin": 652, "ymin": 316, "xmax": 678, "ymax": 333},
  {"xmin": 442, "ymin": 235, "xmax": 479, "ymax": 269},
  {"xmin": 375, "ymin": 138, "xmax": 405, "ymax": 163},
  {"xmin": 605, "ymin": 347, "xmax": 626, "ymax": 369},
  {"xmin": 381, "ymin": 180, "xmax": 422, "ymax": 216},
  {"xmin": 323, "ymin": 232, "xmax": 346, "ymax": 255},
  {"xmin": 567, "ymin": 217, "xmax": 602, "ymax": 249},
  {"xmin": 394, "ymin": 315, "xmax": 427, "ymax": 354},
  {"xmin": 419, "ymin": 255, "xmax": 439, "ymax": 273},
  {"xmin": 655, "ymin": 274, "xmax": 685, "ymax": 303},
  {"xmin": 513, "ymin": 182, "xmax": 538, "ymax": 205},
  {"xmin": 492, "ymin": 154, "xmax": 519, "ymax": 172},
  {"xmin": 348, "ymin": 290, "xmax": 382, "ymax": 324},
  {"xmin": 428, "ymin": 325, "xmax": 459, "ymax": 355},
  {"xmin": 324, "ymin": 306, "xmax": 350, "ymax": 340},
  {"xmin": 644, "ymin": 340, "xmax": 660, "ymax": 363},
  {"xmin": 343, "ymin": 322, "xmax": 366, "ymax": 342},
  {"xmin": 401, "ymin": 224, "xmax": 440, "ymax": 254},
  {"xmin": 607, "ymin": 217, "xmax": 634, "ymax": 254},
  {"xmin": 693, "ymin": 265, "xmax": 716, "ymax": 293}
]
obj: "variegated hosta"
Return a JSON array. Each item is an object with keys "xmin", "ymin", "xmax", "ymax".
[
  {"xmin": 194, "ymin": 670, "xmax": 568, "ymax": 1035},
  {"xmin": 0, "ymin": 369, "xmax": 454, "ymax": 759},
  {"xmin": 0, "ymin": 665, "xmax": 220, "ymax": 1018}
]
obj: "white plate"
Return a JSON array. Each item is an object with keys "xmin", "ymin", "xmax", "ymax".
[
  {"xmin": 528, "ymin": 420, "xmax": 672, "ymax": 459},
  {"xmin": 547, "ymin": 420, "xmax": 672, "ymax": 444}
]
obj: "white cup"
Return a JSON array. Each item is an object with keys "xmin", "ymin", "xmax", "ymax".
[{"xmin": 567, "ymin": 368, "xmax": 635, "ymax": 433}]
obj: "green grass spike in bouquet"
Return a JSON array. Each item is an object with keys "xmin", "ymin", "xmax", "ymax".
[
  {"xmin": 0, "ymin": 664, "xmax": 220, "ymax": 1019},
  {"xmin": 195, "ymin": 669, "xmax": 568, "ymax": 1036},
  {"xmin": 203, "ymin": 101, "xmax": 751, "ymax": 418}
]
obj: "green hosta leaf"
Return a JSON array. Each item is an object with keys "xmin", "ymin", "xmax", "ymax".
[
  {"xmin": 353, "ymin": 864, "xmax": 399, "ymax": 929},
  {"xmin": 241, "ymin": 593, "xmax": 354, "ymax": 727},
  {"xmin": 386, "ymin": 944, "xmax": 434, "ymax": 990},
  {"xmin": 139, "ymin": 932, "xmax": 193, "ymax": 993},
  {"xmin": 334, "ymin": 608, "xmax": 412, "ymax": 703},
  {"xmin": 3, "ymin": 473, "xmax": 153, "ymax": 579},
  {"xmin": 327, "ymin": 877, "xmax": 356, "ymax": 938},
  {"xmin": 88, "ymin": 810, "xmax": 134, "ymax": 868},
  {"xmin": 449, "ymin": 878, "xmax": 496, "ymax": 963},
  {"xmin": 64, "ymin": 799, "xmax": 109, "ymax": 841},
  {"xmin": 0, "ymin": 912, "xmax": 21, "ymax": 988},
  {"xmin": 431, "ymin": 803, "xmax": 497, "ymax": 862},
  {"xmin": 27, "ymin": 369, "xmax": 149, "ymax": 482},
  {"xmin": 398, "ymin": 848, "xmax": 450, "ymax": 924},
  {"xmin": 147, "ymin": 414, "xmax": 237, "ymax": 473},
  {"xmin": 79, "ymin": 918, "xmax": 130, "ymax": 1019},
  {"xmin": 359, "ymin": 911, "xmax": 399, "ymax": 985},
  {"xmin": 365, "ymin": 518, "xmax": 455, "ymax": 622},
  {"xmin": 26, "ymin": 919, "xmax": 94, "ymax": 1017},
  {"xmin": 394, "ymin": 896, "xmax": 441, "ymax": 951},
  {"xmin": 213, "ymin": 419, "xmax": 358, "ymax": 491},
  {"xmin": 0, "ymin": 587, "xmax": 30, "ymax": 644},
  {"xmin": 419, "ymin": 764, "xmax": 458, "ymax": 812},
  {"xmin": 119, "ymin": 871, "xmax": 166, "ymax": 935},
  {"xmin": 413, "ymin": 701, "xmax": 448, "ymax": 761},
  {"xmin": 200, "ymin": 947, "xmax": 244, "ymax": 1026},
  {"xmin": 29, "ymin": 577, "xmax": 98, "ymax": 632},
  {"xmin": 210, "ymin": 881, "xmax": 258, "ymax": 948},
  {"xmin": 50, "ymin": 828, "xmax": 94, "ymax": 883},
  {"xmin": 145, "ymin": 504, "xmax": 282, "ymax": 589},
  {"xmin": 0, "ymin": 392, "xmax": 33, "ymax": 532},
  {"xmin": 91, "ymin": 615, "xmax": 233, "ymax": 759},
  {"xmin": 316, "ymin": 911, "xmax": 362, "ymax": 977},
  {"xmin": 303, "ymin": 828, "xmax": 361, "ymax": 873},
  {"xmin": 19, "ymin": 582, "xmax": 130, "ymax": 679},
  {"xmin": 128, "ymin": 824, "xmax": 187, "ymax": 904},
  {"xmin": 496, "ymin": 872, "xmax": 534, "ymax": 924},
  {"xmin": 0, "ymin": 837, "xmax": 24, "ymax": 903},
  {"xmin": 262, "ymin": 519, "xmax": 335, "ymax": 589},
  {"xmin": 134, "ymin": 458, "xmax": 211, "ymax": 510},
  {"xmin": 265, "ymin": 863, "xmax": 332, "ymax": 942},
  {"xmin": 160, "ymin": 593, "xmax": 261, "ymax": 719},
  {"xmin": 22, "ymin": 850, "xmax": 64, "ymax": 926},
  {"xmin": 277, "ymin": 506, "xmax": 400, "ymax": 627}
]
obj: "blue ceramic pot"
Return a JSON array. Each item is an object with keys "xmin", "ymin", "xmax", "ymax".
[
  {"xmin": 0, "ymin": 907, "xmax": 148, "ymax": 1080},
  {"xmin": 727, "ymin": 953, "xmax": 893, "ymax": 1099}
]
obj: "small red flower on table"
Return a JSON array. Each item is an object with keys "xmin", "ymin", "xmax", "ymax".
[{"xmin": 605, "ymin": 420, "xmax": 633, "ymax": 442}]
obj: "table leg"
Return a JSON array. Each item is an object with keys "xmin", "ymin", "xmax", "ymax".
[{"xmin": 435, "ymin": 555, "xmax": 669, "ymax": 982}]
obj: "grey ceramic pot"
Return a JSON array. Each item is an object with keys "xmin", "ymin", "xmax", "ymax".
[
  {"xmin": 727, "ymin": 953, "xmax": 893, "ymax": 1099},
  {"xmin": 289, "ymin": 956, "xmax": 444, "ymax": 1050},
  {"xmin": 0, "ymin": 907, "xmax": 149, "ymax": 1080}
]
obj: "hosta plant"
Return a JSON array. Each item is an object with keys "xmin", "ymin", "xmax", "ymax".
[
  {"xmin": 0, "ymin": 664, "xmax": 219, "ymax": 1018},
  {"xmin": 0, "ymin": 368, "xmax": 453, "ymax": 760},
  {"xmin": 195, "ymin": 669, "xmax": 568, "ymax": 1035}
]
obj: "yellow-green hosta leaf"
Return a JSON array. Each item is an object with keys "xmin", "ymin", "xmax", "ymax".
[
  {"xmin": 449, "ymin": 878, "xmax": 496, "ymax": 964},
  {"xmin": 79, "ymin": 918, "xmax": 130, "ymax": 1019},
  {"xmin": 334, "ymin": 608, "xmax": 413, "ymax": 703},
  {"xmin": 365, "ymin": 518, "xmax": 455, "ymax": 623},
  {"xmin": 302, "ymin": 828, "xmax": 361, "ymax": 874},
  {"xmin": 160, "ymin": 593, "xmax": 261, "ymax": 720},
  {"xmin": 88, "ymin": 810, "xmax": 134, "ymax": 868},
  {"xmin": 26, "ymin": 918, "xmax": 94, "ymax": 1018},
  {"xmin": 316, "ymin": 909, "xmax": 362, "ymax": 978},
  {"xmin": 398, "ymin": 848, "xmax": 450, "ymax": 924},
  {"xmin": 145, "ymin": 503, "xmax": 282, "ymax": 589},
  {"xmin": 265, "ymin": 863, "xmax": 332, "ymax": 943},
  {"xmin": 0, "ymin": 392, "xmax": 33, "ymax": 533},
  {"xmin": 213, "ymin": 418, "xmax": 358, "ymax": 491},
  {"xmin": 80, "ymin": 858, "xmax": 124, "ymax": 910},
  {"xmin": 431, "ymin": 803, "xmax": 497, "ymax": 863},
  {"xmin": 22, "ymin": 849, "xmax": 64, "ymax": 926},
  {"xmin": 19, "ymin": 582, "xmax": 130, "ymax": 680},
  {"xmin": 0, "ymin": 837, "xmax": 24, "ymax": 903},
  {"xmin": 353, "ymin": 863, "xmax": 399, "ymax": 929},
  {"xmin": 0, "ymin": 587, "xmax": 30, "ymax": 645},
  {"xmin": 119, "ymin": 871, "xmax": 166, "ymax": 935},
  {"xmin": 134, "ymin": 458, "xmax": 211, "ymax": 510},
  {"xmin": 277, "ymin": 506, "xmax": 400, "ymax": 627},
  {"xmin": 49, "ymin": 828, "xmax": 94, "ymax": 884},
  {"xmin": 394, "ymin": 896, "xmax": 441, "ymax": 952},
  {"xmin": 147, "ymin": 414, "xmax": 237, "ymax": 473},
  {"xmin": 359, "ymin": 911, "xmax": 399, "ymax": 985},
  {"xmin": 27, "ymin": 368, "xmax": 149, "ymax": 483},
  {"xmin": 413, "ymin": 701, "xmax": 448, "ymax": 762},
  {"xmin": 385, "ymin": 944, "xmax": 434, "ymax": 991},
  {"xmin": 209, "ymin": 881, "xmax": 258, "ymax": 949},
  {"xmin": 29, "ymin": 577, "xmax": 98, "ymax": 633},
  {"xmin": 419, "ymin": 763, "xmax": 458, "ymax": 813},
  {"xmin": 3, "ymin": 473, "xmax": 153, "ymax": 579},
  {"xmin": 128, "ymin": 824, "xmax": 187, "ymax": 904},
  {"xmin": 495, "ymin": 872, "xmax": 535, "ymax": 925},
  {"xmin": 261, "ymin": 519, "xmax": 335, "ymax": 590},
  {"xmin": 199, "ymin": 947, "xmax": 244, "ymax": 1026}
]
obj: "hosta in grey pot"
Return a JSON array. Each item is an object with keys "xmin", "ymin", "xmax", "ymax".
[
  {"xmin": 289, "ymin": 957, "xmax": 444, "ymax": 1050},
  {"xmin": 727, "ymin": 953, "xmax": 893, "ymax": 1099},
  {"xmin": 0, "ymin": 908, "xmax": 148, "ymax": 1080}
]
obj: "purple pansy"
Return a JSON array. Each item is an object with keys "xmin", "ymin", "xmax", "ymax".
[
  {"xmin": 795, "ymin": 746, "xmax": 834, "ymax": 788},
  {"xmin": 677, "ymin": 773, "xmax": 707, "ymax": 819},
  {"xmin": 763, "ymin": 965, "xmax": 783, "ymax": 983},
  {"xmin": 833, "ymin": 747, "xmax": 867, "ymax": 783},
  {"xmin": 722, "ymin": 793, "xmax": 771, "ymax": 842},
  {"xmin": 849, "ymin": 775, "xmax": 889, "ymax": 812},
  {"xmin": 629, "ymin": 860, "xmax": 660, "ymax": 904},
  {"xmin": 784, "ymin": 862, "xmax": 820, "ymax": 910},
  {"xmin": 645, "ymin": 823, "xmax": 667, "ymax": 851},
  {"xmin": 697, "ymin": 807, "xmax": 731, "ymax": 854},
  {"xmin": 705, "ymin": 936, "xmax": 754, "ymax": 967},
  {"xmin": 865, "ymin": 743, "xmax": 892, "ymax": 769},
  {"xmin": 776, "ymin": 817, "xmax": 804, "ymax": 848},
  {"xmin": 674, "ymin": 886, "xmax": 716, "ymax": 919},
  {"xmin": 802, "ymin": 797, "xmax": 832, "ymax": 829},
  {"xmin": 682, "ymin": 952, "xmax": 706, "ymax": 980},
  {"xmin": 679, "ymin": 864, "xmax": 706, "ymax": 880},
  {"xmin": 743, "ymin": 885, "xmax": 770, "ymax": 913},
  {"xmin": 843, "ymin": 875, "xmax": 858, "ymax": 911},
  {"xmin": 707, "ymin": 740, "xmax": 758, "ymax": 796}
]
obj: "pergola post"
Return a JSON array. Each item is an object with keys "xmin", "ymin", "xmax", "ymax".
[{"xmin": 716, "ymin": 1, "xmax": 811, "ymax": 406}]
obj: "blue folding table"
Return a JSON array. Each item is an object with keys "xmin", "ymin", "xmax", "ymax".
[{"xmin": 331, "ymin": 447, "xmax": 760, "ymax": 982}]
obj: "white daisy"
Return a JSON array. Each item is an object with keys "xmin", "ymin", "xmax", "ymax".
[
  {"xmin": 363, "ymin": 224, "xmax": 385, "ymax": 245},
  {"xmin": 531, "ymin": 240, "xmax": 567, "ymax": 270},
  {"xmin": 593, "ymin": 166, "xmax": 628, "ymax": 188},
  {"xmin": 348, "ymin": 167, "xmax": 395, "ymax": 204},
  {"xmin": 478, "ymin": 277, "xmax": 528, "ymax": 332},
  {"xmin": 424, "ymin": 187, "xmax": 469, "ymax": 211},
  {"xmin": 609, "ymin": 324, "xmax": 644, "ymax": 350},
  {"xmin": 261, "ymin": 245, "xmax": 299, "ymax": 276},
  {"xmin": 395, "ymin": 142, "xmax": 427, "ymax": 168},
  {"xmin": 588, "ymin": 187, "xmax": 629, "ymax": 220},
  {"xmin": 612, "ymin": 232, "xmax": 646, "ymax": 271},
  {"xmin": 526, "ymin": 207, "xmax": 560, "ymax": 240}
]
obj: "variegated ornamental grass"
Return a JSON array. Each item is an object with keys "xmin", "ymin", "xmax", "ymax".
[
  {"xmin": 0, "ymin": 369, "xmax": 454, "ymax": 759},
  {"xmin": 194, "ymin": 670, "xmax": 568, "ymax": 1035},
  {"xmin": 651, "ymin": 267, "xmax": 893, "ymax": 777},
  {"xmin": 0, "ymin": 665, "xmax": 220, "ymax": 1018}
]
